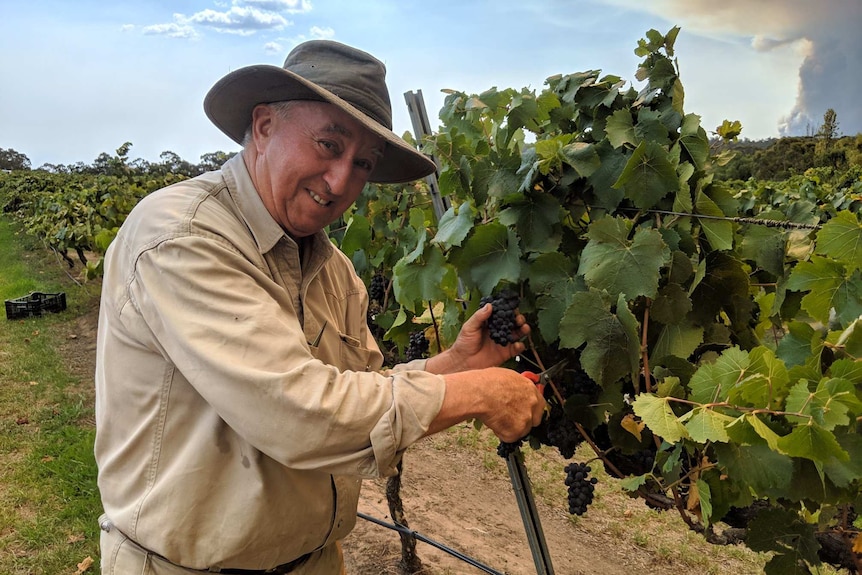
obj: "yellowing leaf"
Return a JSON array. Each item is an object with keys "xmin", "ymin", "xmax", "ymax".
[{"xmin": 621, "ymin": 413, "xmax": 645, "ymax": 441}]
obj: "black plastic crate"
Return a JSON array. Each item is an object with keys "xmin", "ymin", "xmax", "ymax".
[{"xmin": 5, "ymin": 292, "xmax": 67, "ymax": 320}]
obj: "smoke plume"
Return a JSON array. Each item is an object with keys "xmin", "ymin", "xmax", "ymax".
[{"xmin": 610, "ymin": 0, "xmax": 862, "ymax": 136}]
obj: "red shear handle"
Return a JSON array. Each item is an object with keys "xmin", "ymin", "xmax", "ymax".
[{"xmin": 522, "ymin": 371, "xmax": 544, "ymax": 394}]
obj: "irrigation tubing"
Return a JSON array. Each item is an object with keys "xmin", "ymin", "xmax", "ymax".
[{"xmin": 356, "ymin": 512, "xmax": 507, "ymax": 575}]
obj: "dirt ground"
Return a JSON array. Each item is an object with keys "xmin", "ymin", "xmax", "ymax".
[{"xmin": 61, "ymin": 293, "xmax": 762, "ymax": 575}]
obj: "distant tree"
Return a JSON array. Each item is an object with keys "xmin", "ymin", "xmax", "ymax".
[
  {"xmin": 197, "ymin": 151, "xmax": 235, "ymax": 173},
  {"xmin": 0, "ymin": 147, "xmax": 31, "ymax": 170},
  {"xmin": 817, "ymin": 108, "xmax": 840, "ymax": 141}
]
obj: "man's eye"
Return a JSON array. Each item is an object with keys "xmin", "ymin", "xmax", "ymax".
[
  {"xmin": 319, "ymin": 140, "xmax": 337, "ymax": 152},
  {"xmin": 355, "ymin": 159, "xmax": 373, "ymax": 171}
]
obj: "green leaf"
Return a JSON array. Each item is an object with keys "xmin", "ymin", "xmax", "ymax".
[
  {"xmin": 746, "ymin": 414, "xmax": 783, "ymax": 452},
  {"xmin": 578, "ymin": 217, "xmax": 669, "ymax": 300},
  {"xmin": 612, "ymin": 140, "xmax": 678, "ymax": 209},
  {"xmin": 393, "ymin": 244, "xmax": 456, "ymax": 314},
  {"xmin": 631, "ymin": 394, "xmax": 688, "ymax": 442},
  {"xmin": 605, "ymin": 109, "xmax": 636, "ymax": 149},
  {"xmin": 650, "ymin": 322, "xmax": 703, "ymax": 363},
  {"xmin": 499, "ymin": 193, "xmax": 562, "ymax": 254},
  {"xmin": 558, "ymin": 291, "xmax": 640, "ymax": 386},
  {"xmin": 587, "ymin": 141, "xmax": 628, "ymax": 211},
  {"xmin": 451, "ymin": 222, "xmax": 521, "ymax": 295},
  {"xmin": 738, "ymin": 223, "xmax": 786, "ymax": 277},
  {"xmin": 561, "ymin": 142, "xmax": 601, "ymax": 177},
  {"xmin": 689, "ymin": 347, "xmax": 750, "ymax": 404},
  {"xmin": 776, "ymin": 321, "xmax": 817, "ymax": 367},
  {"xmin": 786, "ymin": 256, "xmax": 862, "ymax": 325},
  {"xmin": 678, "ymin": 114, "xmax": 709, "ymax": 169},
  {"xmin": 714, "ymin": 443, "xmax": 793, "ymax": 495},
  {"xmin": 529, "ymin": 253, "xmax": 585, "ymax": 343},
  {"xmin": 340, "ymin": 213, "xmax": 371, "ymax": 255},
  {"xmin": 433, "ymin": 200, "xmax": 475, "ymax": 249},
  {"xmin": 727, "ymin": 347, "xmax": 790, "ymax": 409},
  {"xmin": 649, "ymin": 283, "xmax": 692, "ymax": 324},
  {"xmin": 695, "ymin": 479, "xmax": 713, "ymax": 524},
  {"xmin": 682, "ymin": 407, "xmax": 733, "ymax": 443},
  {"xmin": 747, "ymin": 507, "xmax": 820, "ymax": 568},
  {"xmin": 695, "ymin": 191, "xmax": 733, "ymax": 251},
  {"xmin": 823, "ymin": 433, "xmax": 862, "ymax": 487},
  {"xmin": 619, "ymin": 474, "xmax": 648, "ymax": 491},
  {"xmin": 776, "ymin": 423, "xmax": 849, "ymax": 463},
  {"xmin": 815, "ymin": 210, "xmax": 862, "ymax": 271}
]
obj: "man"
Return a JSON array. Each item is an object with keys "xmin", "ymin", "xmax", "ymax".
[{"xmin": 95, "ymin": 40, "xmax": 545, "ymax": 574}]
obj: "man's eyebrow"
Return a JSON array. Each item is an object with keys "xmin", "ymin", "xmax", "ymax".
[{"xmin": 323, "ymin": 123, "xmax": 385, "ymax": 157}]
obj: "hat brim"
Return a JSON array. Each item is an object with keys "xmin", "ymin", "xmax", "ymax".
[{"xmin": 204, "ymin": 65, "xmax": 436, "ymax": 184}]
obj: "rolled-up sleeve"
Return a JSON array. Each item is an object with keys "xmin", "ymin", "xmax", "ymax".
[{"xmin": 127, "ymin": 233, "xmax": 446, "ymax": 478}]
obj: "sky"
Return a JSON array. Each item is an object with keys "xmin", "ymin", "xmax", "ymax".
[{"xmin": 1, "ymin": 0, "xmax": 859, "ymax": 169}]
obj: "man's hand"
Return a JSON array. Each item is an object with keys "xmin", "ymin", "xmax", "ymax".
[
  {"xmin": 425, "ymin": 367, "xmax": 546, "ymax": 442},
  {"xmin": 425, "ymin": 303, "xmax": 530, "ymax": 375}
]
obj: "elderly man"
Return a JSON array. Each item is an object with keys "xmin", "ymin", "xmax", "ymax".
[{"xmin": 95, "ymin": 40, "xmax": 544, "ymax": 574}]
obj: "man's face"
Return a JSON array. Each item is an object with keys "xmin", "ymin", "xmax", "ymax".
[{"xmin": 250, "ymin": 100, "xmax": 385, "ymax": 238}]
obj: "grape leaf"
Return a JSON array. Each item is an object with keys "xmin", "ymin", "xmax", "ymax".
[
  {"xmin": 679, "ymin": 114, "xmax": 709, "ymax": 169},
  {"xmin": 558, "ymin": 291, "xmax": 639, "ymax": 386},
  {"xmin": 393, "ymin": 244, "xmax": 457, "ymax": 314},
  {"xmin": 561, "ymin": 141, "xmax": 601, "ymax": 177},
  {"xmin": 747, "ymin": 507, "xmax": 820, "ymax": 568},
  {"xmin": 587, "ymin": 141, "xmax": 629, "ymax": 211},
  {"xmin": 689, "ymin": 347, "xmax": 750, "ymax": 404},
  {"xmin": 649, "ymin": 283, "xmax": 692, "ymax": 324},
  {"xmin": 681, "ymin": 407, "xmax": 733, "ymax": 443},
  {"xmin": 433, "ymin": 200, "xmax": 474, "ymax": 249},
  {"xmin": 823, "ymin": 433, "xmax": 862, "ymax": 487},
  {"xmin": 650, "ymin": 321, "xmax": 703, "ymax": 363},
  {"xmin": 612, "ymin": 140, "xmax": 678, "ymax": 209},
  {"xmin": 727, "ymin": 347, "xmax": 790, "ymax": 409},
  {"xmin": 499, "ymin": 192, "xmax": 562, "ymax": 254},
  {"xmin": 776, "ymin": 423, "xmax": 848, "ymax": 463},
  {"xmin": 786, "ymin": 256, "xmax": 862, "ymax": 325},
  {"xmin": 739, "ymin": 223, "xmax": 786, "ymax": 277},
  {"xmin": 605, "ymin": 109, "xmax": 636, "ymax": 149},
  {"xmin": 578, "ymin": 217, "xmax": 669, "ymax": 300},
  {"xmin": 529, "ymin": 253, "xmax": 585, "ymax": 343},
  {"xmin": 815, "ymin": 210, "xmax": 862, "ymax": 271},
  {"xmin": 695, "ymin": 191, "xmax": 733, "ymax": 251},
  {"xmin": 450, "ymin": 222, "xmax": 521, "ymax": 295},
  {"xmin": 632, "ymin": 394, "xmax": 688, "ymax": 443},
  {"xmin": 714, "ymin": 442, "xmax": 793, "ymax": 494},
  {"xmin": 340, "ymin": 213, "xmax": 371, "ymax": 255},
  {"xmin": 695, "ymin": 479, "xmax": 713, "ymax": 524}
]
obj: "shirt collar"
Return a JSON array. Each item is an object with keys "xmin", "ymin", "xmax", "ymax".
[{"xmin": 220, "ymin": 153, "xmax": 332, "ymax": 260}]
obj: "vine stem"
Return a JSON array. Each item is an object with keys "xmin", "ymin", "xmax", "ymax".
[
  {"xmin": 641, "ymin": 298, "xmax": 652, "ymax": 394},
  {"xmin": 427, "ymin": 301, "xmax": 443, "ymax": 355}
]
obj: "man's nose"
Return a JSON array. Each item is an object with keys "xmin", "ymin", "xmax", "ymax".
[{"xmin": 324, "ymin": 158, "xmax": 354, "ymax": 196}]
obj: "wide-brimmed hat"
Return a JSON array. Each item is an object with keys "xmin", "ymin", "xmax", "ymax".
[{"xmin": 204, "ymin": 40, "xmax": 436, "ymax": 184}]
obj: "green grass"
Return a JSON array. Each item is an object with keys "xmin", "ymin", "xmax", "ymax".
[{"xmin": 0, "ymin": 217, "xmax": 102, "ymax": 575}]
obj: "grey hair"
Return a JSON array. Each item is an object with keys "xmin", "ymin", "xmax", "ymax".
[{"xmin": 241, "ymin": 101, "xmax": 302, "ymax": 148}]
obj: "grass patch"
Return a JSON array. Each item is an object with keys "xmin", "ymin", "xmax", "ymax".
[{"xmin": 0, "ymin": 217, "xmax": 102, "ymax": 575}]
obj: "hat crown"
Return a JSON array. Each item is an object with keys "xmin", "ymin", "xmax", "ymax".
[{"xmin": 283, "ymin": 40, "xmax": 393, "ymax": 130}]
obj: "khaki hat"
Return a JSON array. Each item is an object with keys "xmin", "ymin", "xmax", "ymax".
[{"xmin": 204, "ymin": 40, "xmax": 436, "ymax": 184}]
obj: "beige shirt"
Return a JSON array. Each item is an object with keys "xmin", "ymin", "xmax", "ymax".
[{"xmin": 94, "ymin": 154, "xmax": 446, "ymax": 570}]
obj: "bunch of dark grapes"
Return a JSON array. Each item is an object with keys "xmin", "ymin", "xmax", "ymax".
[
  {"xmin": 545, "ymin": 404, "xmax": 583, "ymax": 459},
  {"xmin": 496, "ymin": 438, "xmax": 524, "ymax": 458},
  {"xmin": 558, "ymin": 370, "xmax": 601, "ymax": 400},
  {"xmin": 369, "ymin": 273, "xmax": 386, "ymax": 304},
  {"xmin": 564, "ymin": 462, "xmax": 598, "ymax": 516},
  {"xmin": 479, "ymin": 289, "xmax": 520, "ymax": 346},
  {"xmin": 405, "ymin": 331, "xmax": 429, "ymax": 361}
]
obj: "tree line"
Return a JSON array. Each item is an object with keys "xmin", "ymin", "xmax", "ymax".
[{"xmin": 0, "ymin": 142, "xmax": 237, "ymax": 178}]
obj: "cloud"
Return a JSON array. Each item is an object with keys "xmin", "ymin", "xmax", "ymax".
[
  {"xmin": 309, "ymin": 25, "xmax": 334, "ymax": 39},
  {"xmin": 178, "ymin": 6, "xmax": 290, "ymax": 35},
  {"xmin": 264, "ymin": 41, "xmax": 284, "ymax": 54},
  {"xmin": 142, "ymin": 22, "xmax": 199, "ymax": 40},
  {"xmin": 238, "ymin": 0, "xmax": 313, "ymax": 14},
  {"xmin": 120, "ymin": 24, "xmax": 135, "ymax": 32},
  {"xmin": 599, "ymin": 0, "xmax": 862, "ymax": 136}
]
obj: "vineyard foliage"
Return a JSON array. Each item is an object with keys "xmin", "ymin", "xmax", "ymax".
[
  {"xmin": 340, "ymin": 28, "xmax": 862, "ymax": 573},
  {"xmin": 1, "ymin": 26, "xmax": 861, "ymax": 573}
]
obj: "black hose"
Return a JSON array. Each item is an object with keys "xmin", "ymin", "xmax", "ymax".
[{"xmin": 356, "ymin": 512, "xmax": 507, "ymax": 575}]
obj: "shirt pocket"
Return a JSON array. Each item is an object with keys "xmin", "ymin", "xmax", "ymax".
[{"xmin": 337, "ymin": 332, "xmax": 374, "ymax": 372}]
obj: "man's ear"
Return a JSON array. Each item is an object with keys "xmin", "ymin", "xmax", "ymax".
[{"xmin": 250, "ymin": 104, "xmax": 275, "ymax": 147}]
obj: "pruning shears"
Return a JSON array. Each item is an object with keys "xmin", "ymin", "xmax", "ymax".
[{"xmin": 522, "ymin": 359, "xmax": 567, "ymax": 396}]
